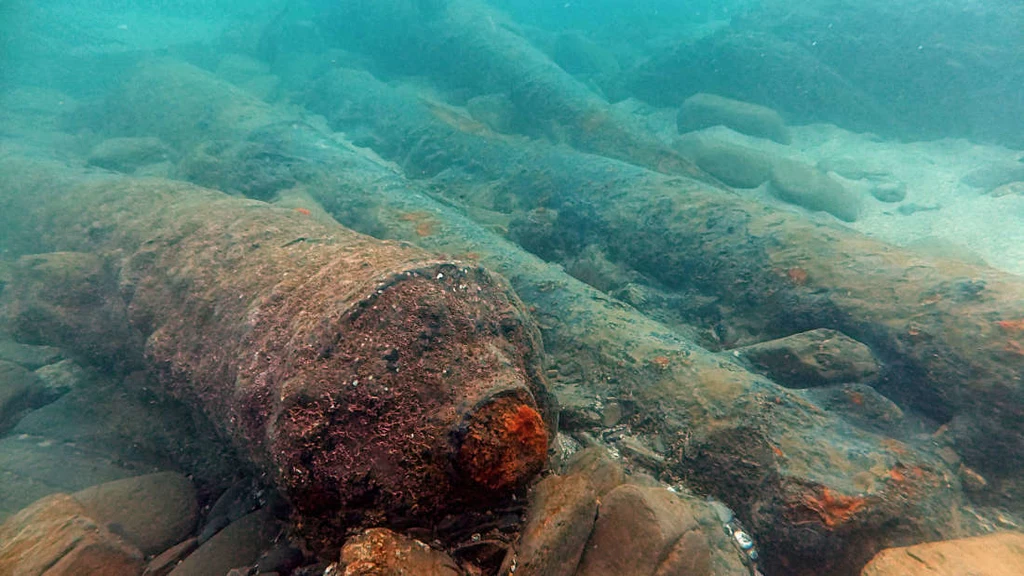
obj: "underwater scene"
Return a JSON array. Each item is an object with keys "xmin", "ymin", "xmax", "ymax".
[{"xmin": 1, "ymin": 1, "xmax": 1023, "ymax": 574}]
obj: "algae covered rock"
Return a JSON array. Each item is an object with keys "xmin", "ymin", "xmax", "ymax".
[
  {"xmin": 677, "ymin": 93, "xmax": 791, "ymax": 145},
  {"xmin": 339, "ymin": 528, "xmax": 463, "ymax": 576},
  {"xmin": 674, "ymin": 132, "xmax": 773, "ymax": 189},
  {"xmin": 735, "ymin": 328, "xmax": 881, "ymax": 388}
]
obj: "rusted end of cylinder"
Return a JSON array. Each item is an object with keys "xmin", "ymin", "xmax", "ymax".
[{"xmin": 455, "ymin": 393, "xmax": 549, "ymax": 491}]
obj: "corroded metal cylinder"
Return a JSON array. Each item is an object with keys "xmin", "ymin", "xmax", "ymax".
[{"xmin": 0, "ymin": 157, "xmax": 552, "ymax": 545}]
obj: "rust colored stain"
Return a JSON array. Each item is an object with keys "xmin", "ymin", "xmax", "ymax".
[
  {"xmin": 294, "ymin": 207, "xmax": 312, "ymax": 216},
  {"xmin": 996, "ymin": 319, "xmax": 1024, "ymax": 331},
  {"xmin": 800, "ymin": 488, "xmax": 868, "ymax": 528},
  {"xmin": 847, "ymin": 391, "xmax": 865, "ymax": 406},
  {"xmin": 398, "ymin": 211, "xmax": 437, "ymax": 237},
  {"xmin": 458, "ymin": 398, "xmax": 549, "ymax": 491},
  {"xmin": 786, "ymin": 267, "xmax": 809, "ymax": 285},
  {"xmin": 651, "ymin": 355, "xmax": 671, "ymax": 368},
  {"xmin": 889, "ymin": 467, "xmax": 906, "ymax": 483}
]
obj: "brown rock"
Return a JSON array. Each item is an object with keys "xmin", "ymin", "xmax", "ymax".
[
  {"xmin": 513, "ymin": 473, "xmax": 599, "ymax": 576},
  {"xmin": 562, "ymin": 446, "xmax": 626, "ymax": 496},
  {"xmin": 0, "ymin": 493, "xmax": 145, "ymax": 576},
  {"xmin": 575, "ymin": 484, "xmax": 710, "ymax": 576},
  {"xmin": 168, "ymin": 510, "xmax": 280, "ymax": 576},
  {"xmin": 735, "ymin": 328, "xmax": 881, "ymax": 388},
  {"xmin": 861, "ymin": 531, "xmax": 1024, "ymax": 575},
  {"xmin": 340, "ymin": 527, "xmax": 462, "ymax": 575},
  {"xmin": 73, "ymin": 472, "xmax": 198, "ymax": 556}
]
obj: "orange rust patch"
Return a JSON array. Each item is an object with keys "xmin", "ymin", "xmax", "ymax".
[
  {"xmin": 458, "ymin": 399, "xmax": 548, "ymax": 491},
  {"xmin": 651, "ymin": 355, "xmax": 671, "ymax": 369},
  {"xmin": 415, "ymin": 221, "xmax": 434, "ymax": 237},
  {"xmin": 294, "ymin": 207, "xmax": 311, "ymax": 216},
  {"xmin": 889, "ymin": 467, "xmax": 906, "ymax": 483},
  {"xmin": 800, "ymin": 488, "xmax": 868, "ymax": 528},
  {"xmin": 847, "ymin": 391, "xmax": 864, "ymax": 406},
  {"xmin": 772, "ymin": 445, "xmax": 785, "ymax": 458},
  {"xmin": 786, "ymin": 267, "xmax": 809, "ymax": 286},
  {"xmin": 996, "ymin": 319, "xmax": 1024, "ymax": 331}
]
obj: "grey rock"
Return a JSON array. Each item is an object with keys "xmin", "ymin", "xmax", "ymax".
[
  {"xmin": 678, "ymin": 93, "xmax": 790, "ymax": 144},
  {"xmin": 33, "ymin": 359, "xmax": 88, "ymax": 397},
  {"xmin": 960, "ymin": 162, "xmax": 1024, "ymax": 190},
  {"xmin": 769, "ymin": 157, "xmax": 863, "ymax": 222},
  {"xmin": 0, "ymin": 340, "xmax": 63, "ymax": 370},
  {"xmin": 870, "ymin": 179, "xmax": 907, "ymax": 203},
  {"xmin": 735, "ymin": 328, "xmax": 881, "ymax": 388},
  {"xmin": 87, "ymin": 136, "xmax": 172, "ymax": 173},
  {"xmin": 0, "ymin": 361, "xmax": 50, "ymax": 434},
  {"xmin": 169, "ymin": 510, "xmax": 281, "ymax": 576},
  {"xmin": 675, "ymin": 134, "xmax": 773, "ymax": 189},
  {"xmin": 804, "ymin": 383, "xmax": 905, "ymax": 431}
]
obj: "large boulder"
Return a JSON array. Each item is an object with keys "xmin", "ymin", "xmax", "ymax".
[
  {"xmin": 677, "ymin": 93, "xmax": 791, "ymax": 145},
  {"xmin": 861, "ymin": 531, "xmax": 1024, "ymax": 576},
  {"xmin": 769, "ymin": 157, "xmax": 864, "ymax": 222},
  {"xmin": 575, "ymin": 484, "xmax": 711, "ymax": 576},
  {"xmin": 0, "ymin": 493, "xmax": 145, "ymax": 576},
  {"xmin": 734, "ymin": 328, "xmax": 881, "ymax": 388},
  {"xmin": 72, "ymin": 472, "xmax": 198, "ymax": 556},
  {"xmin": 674, "ymin": 132, "xmax": 774, "ymax": 189}
]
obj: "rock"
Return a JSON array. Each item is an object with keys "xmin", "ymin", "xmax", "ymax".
[
  {"xmin": 0, "ymin": 434, "xmax": 138, "ymax": 520},
  {"xmin": 339, "ymin": 527, "xmax": 462, "ymax": 575},
  {"xmin": 817, "ymin": 157, "xmax": 891, "ymax": 181},
  {"xmin": 769, "ymin": 158, "xmax": 863, "ymax": 222},
  {"xmin": 168, "ymin": 510, "xmax": 281, "ymax": 576},
  {"xmin": 87, "ymin": 136, "xmax": 172, "ymax": 173},
  {"xmin": 552, "ymin": 31, "xmax": 620, "ymax": 78},
  {"xmin": 0, "ymin": 360, "xmax": 50, "ymax": 434},
  {"xmin": 601, "ymin": 401, "xmax": 625, "ymax": 427},
  {"xmin": 617, "ymin": 435, "xmax": 667, "ymax": 473},
  {"xmin": 562, "ymin": 446, "xmax": 626, "ymax": 496},
  {"xmin": 256, "ymin": 543, "xmax": 305, "ymax": 574},
  {"xmin": 34, "ymin": 358, "xmax": 89, "ymax": 397},
  {"xmin": 960, "ymin": 163, "xmax": 1024, "ymax": 190},
  {"xmin": 0, "ymin": 493, "xmax": 145, "ymax": 576},
  {"xmin": 575, "ymin": 484, "xmax": 711, "ymax": 576},
  {"xmin": 465, "ymin": 93, "xmax": 515, "ymax": 134},
  {"xmin": 804, "ymin": 383, "xmax": 904, "ymax": 431},
  {"xmin": 72, "ymin": 472, "xmax": 198, "ymax": 556},
  {"xmin": 677, "ymin": 93, "xmax": 791, "ymax": 145},
  {"xmin": 869, "ymin": 179, "xmax": 907, "ymax": 203},
  {"xmin": 905, "ymin": 237, "xmax": 988, "ymax": 267},
  {"xmin": 989, "ymin": 181, "xmax": 1024, "ymax": 197},
  {"xmin": 674, "ymin": 133, "xmax": 773, "ymax": 189},
  {"xmin": 215, "ymin": 54, "xmax": 280, "ymax": 100},
  {"xmin": 735, "ymin": 328, "xmax": 881, "ymax": 388},
  {"xmin": 512, "ymin": 472, "xmax": 599, "ymax": 576},
  {"xmin": 861, "ymin": 531, "xmax": 1024, "ymax": 575},
  {"xmin": 0, "ymin": 339, "xmax": 63, "ymax": 369},
  {"xmin": 145, "ymin": 537, "xmax": 199, "ymax": 576}
]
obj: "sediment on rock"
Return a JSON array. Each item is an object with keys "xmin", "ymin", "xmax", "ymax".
[
  {"xmin": 296, "ymin": 64, "xmax": 1024, "ymax": 493},
  {"xmin": 94, "ymin": 59, "xmax": 971, "ymax": 575},
  {"xmin": 0, "ymin": 156, "xmax": 552, "ymax": 549}
]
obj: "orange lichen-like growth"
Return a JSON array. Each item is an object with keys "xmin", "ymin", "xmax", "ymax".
[
  {"xmin": 457, "ymin": 397, "xmax": 549, "ymax": 491},
  {"xmin": 786, "ymin": 267, "xmax": 809, "ymax": 286},
  {"xmin": 294, "ymin": 207, "xmax": 312, "ymax": 216},
  {"xmin": 651, "ymin": 355, "xmax": 671, "ymax": 369},
  {"xmin": 996, "ymin": 319, "xmax": 1024, "ymax": 331},
  {"xmin": 799, "ymin": 487, "xmax": 868, "ymax": 528}
]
